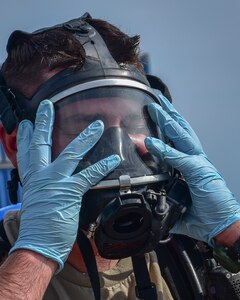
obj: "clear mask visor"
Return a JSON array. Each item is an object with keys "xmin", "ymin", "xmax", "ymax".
[{"xmin": 51, "ymin": 85, "xmax": 170, "ymax": 187}]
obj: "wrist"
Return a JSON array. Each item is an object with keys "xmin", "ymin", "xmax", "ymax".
[
  {"xmin": 9, "ymin": 239, "xmax": 65, "ymax": 272},
  {"xmin": 8, "ymin": 249, "xmax": 58, "ymax": 277},
  {"xmin": 10, "ymin": 249, "xmax": 58, "ymax": 271},
  {"xmin": 214, "ymin": 220, "xmax": 240, "ymax": 247},
  {"xmin": 0, "ymin": 249, "xmax": 57, "ymax": 299}
]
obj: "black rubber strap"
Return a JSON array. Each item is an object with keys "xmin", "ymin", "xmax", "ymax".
[
  {"xmin": 131, "ymin": 254, "xmax": 158, "ymax": 300},
  {"xmin": 77, "ymin": 230, "xmax": 101, "ymax": 300},
  {"xmin": 0, "ymin": 219, "xmax": 11, "ymax": 261}
]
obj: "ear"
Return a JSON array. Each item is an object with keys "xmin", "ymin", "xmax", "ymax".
[{"xmin": 0, "ymin": 125, "xmax": 17, "ymax": 168}]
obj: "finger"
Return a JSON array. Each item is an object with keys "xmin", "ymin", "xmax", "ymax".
[
  {"xmin": 53, "ymin": 120, "xmax": 105, "ymax": 176},
  {"xmin": 73, "ymin": 154, "xmax": 121, "ymax": 193},
  {"xmin": 148, "ymin": 103, "xmax": 203, "ymax": 155},
  {"xmin": 17, "ymin": 120, "xmax": 33, "ymax": 181},
  {"xmin": 158, "ymin": 95, "xmax": 202, "ymax": 146},
  {"xmin": 29, "ymin": 100, "xmax": 54, "ymax": 170},
  {"xmin": 145, "ymin": 137, "xmax": 196, "ymax": 175}
]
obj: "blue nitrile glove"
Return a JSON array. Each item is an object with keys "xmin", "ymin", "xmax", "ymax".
[
  {"xmin": 9, "ymin": 100, "xmax": 120, "ymax": 271},
  {"xmin": 145, "ymin": 95, "xmax": 240, "ymax": 247}
]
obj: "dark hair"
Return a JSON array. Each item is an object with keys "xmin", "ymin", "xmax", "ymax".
[{"xmin": 2, "ymin": 17, "xmax": 143, "ymax": 94}]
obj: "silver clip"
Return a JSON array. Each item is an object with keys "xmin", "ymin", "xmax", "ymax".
[
  {"xmin": 86, "ymin": 222, "xmax": 97, "ymax": 239},
  {"xmin": 119, "ymin": 175, "xmax": 131, "ymax": 195}
]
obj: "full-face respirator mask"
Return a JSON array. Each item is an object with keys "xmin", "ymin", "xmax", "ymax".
[
  {"xmin": 3, "ymin": 15, "xmax": 240, "ymax": 300},
  {"xmin": 0, "ymin": 13, "xmax": 191, "ymax": 261}
]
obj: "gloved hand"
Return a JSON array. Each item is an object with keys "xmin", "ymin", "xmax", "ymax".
[
  {"xmin": 145, "ymin": 94, "xmax": 240, "ymax": 246},
  {"xmin": 10, "ymin": 100, "xmax": 120, "ymax": 271}
]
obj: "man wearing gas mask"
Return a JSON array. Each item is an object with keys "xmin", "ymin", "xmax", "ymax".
[{"xmin": 0, "ymin": 13, "xmax": 240, "ymax": 300}]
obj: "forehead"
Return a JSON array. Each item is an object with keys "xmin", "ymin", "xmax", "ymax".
[{"xmin": 55, "ymin": 96, "xmax": 145, "ymax": 119}]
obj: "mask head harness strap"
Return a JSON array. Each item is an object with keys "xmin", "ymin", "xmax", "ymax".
[{"xmin": 0, "ymin": 12, "xmax": 150, "ymax": 134}]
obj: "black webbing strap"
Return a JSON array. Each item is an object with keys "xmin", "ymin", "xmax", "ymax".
[
  {"xmin": 77, "ymin": 230, "xmax": 101, "ymax": 300},
  {"xmin": 7, "ymin": 169, "xmax": 20, "ymax": 204},
  {"xmin": 0, "ymin": 219, "xmax": 11, "ymax": 252},
  {"xmin": 131, "ymin": 254, "xmax": 158, "ymax": 300}
]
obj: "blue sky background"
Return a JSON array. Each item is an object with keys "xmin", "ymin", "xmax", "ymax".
[{"xmin": 0, "ymin": 0, "xmax": 239, "ymax": 198}]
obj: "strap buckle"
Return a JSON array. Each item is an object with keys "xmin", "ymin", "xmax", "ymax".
[{"xmin": 135, "ymin": 283, "xmax": 157, "ymax": 299}]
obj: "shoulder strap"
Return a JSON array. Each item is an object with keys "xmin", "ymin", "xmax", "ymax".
[
  {"xmin": 0, "ymin": 219, "xmax": 11, "ymax": 259},
  {"xmin": 131, "ymin": 254, "xmax": 158, "ymax": 300},
  {"xmin": 7, "ymin": 169, "xmax": 21, "ymax": 204},
  {"xmin": 77, "ymin": 230, "xmax": 101, "ymax": 300}
]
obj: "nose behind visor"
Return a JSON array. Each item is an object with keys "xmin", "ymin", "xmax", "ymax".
[{"xmin": 76, "ymin": 127, "xmax": 162, "ymax": 179}]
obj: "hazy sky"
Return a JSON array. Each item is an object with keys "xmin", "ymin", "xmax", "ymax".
[{"xmin": 1, "ymin": 0, "xmax": 240, "ymax": 197}]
